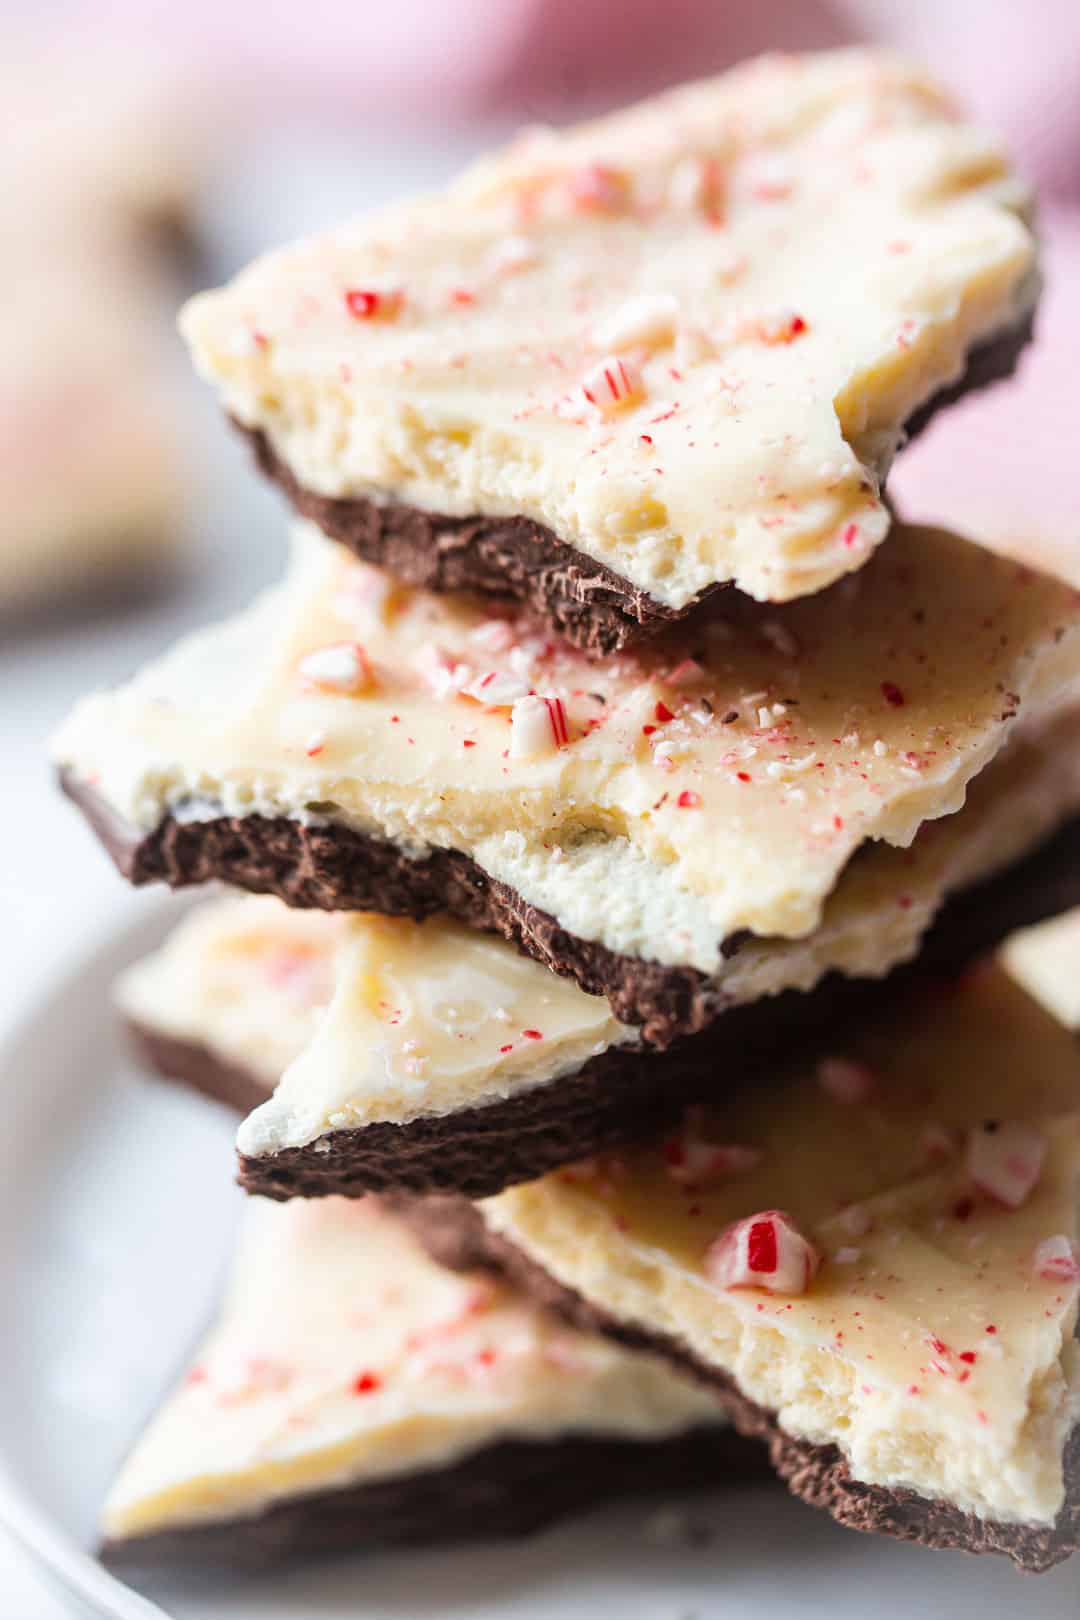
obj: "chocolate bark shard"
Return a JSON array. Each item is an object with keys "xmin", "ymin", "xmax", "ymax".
[
  {"xmin": 396, "ymin": 1196, "xmax": 1080, "ymax": 1574},
  {"xmin": 236, "ymin": 309, "xmax": 1032, "ymax": 656},
  {"xmin": 103, "ymin": 1427, "xmax": 757, "ymax": 1569},
  {"xmin": 183, "ymin": 51, "xmax": 1039, "ymax": 641},
  {"xmin": 71, "ymin": 750, "xmax": 1080, "ymax": 1046},
  {"xmin": 100, "ymin": 1196, "xmax": 751, "ymax": 1566}
]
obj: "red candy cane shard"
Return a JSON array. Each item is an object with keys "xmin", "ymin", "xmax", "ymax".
[{"xmin": 705, "ymin": 1210, "xmax": 820, "ymax": 1295}]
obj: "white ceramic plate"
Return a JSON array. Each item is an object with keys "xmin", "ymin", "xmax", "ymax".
[{"xmin": 1, "ymin": 899, "xmax": 1077, "ymax": 1620}]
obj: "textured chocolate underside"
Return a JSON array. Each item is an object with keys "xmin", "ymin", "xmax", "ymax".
[
  {"xmin": 65, "ymin": 765, "xmax": 1080, "ymax": 1046},
  {"xmin": 102, "ymin": 1424, "xmax": 763, "ymax": 1569},
  {"xmin": 235, "ymin": 314, "xmax": 1033, "ymax": 657},
  {"xmin": 396, "ymin": 1197, "xmax": 1080, "ymax": 1574}
]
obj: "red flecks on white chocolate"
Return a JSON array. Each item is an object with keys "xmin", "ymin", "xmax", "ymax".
[
  {"xmin": 463, "ymin": 669, "xmax": 532, "ymax": 706},
  {"xmin": 594, "ymin": 294, "xmax": 679, "ymax": 352},
  {"xmin": 705, "ymin": 1210, "xmax": 820, "ymax": 1296},
  {"xmin": 581, "ymin": 354, "xmax": 645, "ymax": 415},
  {"xmin": 510, "ymin": 693, "xmax": 571, "ymax": 757},
  {"xmin": 668, "ymin": 154, "xmax": 725, "ymax": 218},
  {"xmin": 920, "ymin": 1123, "xmax": 960, "ymax": 1164},
  {"xmin": 298, "ymin": 642, "xmax": 374, "ymax": 696},
  {"xmin": 568, "ymin": 162, "xmax": 629, "ymax": 213},
  {"xmin": 1033, "ymin": 1235, "xmax": 1080, "ymax": 1283},
  {"xmin": 967, "ymin": 1121, "xmax": 1047, "ymax": 1209},
  {"xmin": 816, "ymin": 1056, "xmax": 877, "ymax": 1104},
  {"xmin": 752, "ymin": 308, "xmax": 808, "ymax": 345},
  {"xmin": 344, "ymin": 286, "xmax": 404, "ymax": 321},
  {"xmin": 469, "ymin": 618, "xmax": 516, "ymax": 655}
]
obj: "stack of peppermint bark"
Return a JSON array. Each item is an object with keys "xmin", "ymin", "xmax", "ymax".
[{"xmin": 54, "ymin": 51, "xmax": 1080, "ymax": 1575}]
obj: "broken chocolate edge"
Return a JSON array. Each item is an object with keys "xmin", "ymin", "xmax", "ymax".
[
  {"xmin": 64, "ymin": 763, "xmax": 1080, "ymax": 1046},
  {"xmin": 234, "ymin": 311, "xmax": 1034, "ymax": 657},
  {"xmin": 395, "ymin": 1197, "xmax": 1080, "ymax": 1574},
  {"xmin": 102, "ymin": 1425, "xmax": 764, "ymax": 1569}
]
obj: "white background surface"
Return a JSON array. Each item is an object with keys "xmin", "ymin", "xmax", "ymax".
[{"xmin": 2, "ymin": 134, "xmax": 1079, "ymax": 1618}]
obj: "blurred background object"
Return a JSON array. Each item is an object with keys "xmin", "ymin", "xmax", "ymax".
[{"xmin": 1, "ymin": 38, "xmax": 204, "ymax": 620}]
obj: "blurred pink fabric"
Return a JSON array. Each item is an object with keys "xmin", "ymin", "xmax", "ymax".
[{"xmin": 82, "ymin": 0, "xmax": 1080, "ymax": 576}]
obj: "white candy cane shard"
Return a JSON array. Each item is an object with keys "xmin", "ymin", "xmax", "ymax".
[
  {"xmin": 705, "ymin": 1210, "xmax": 820, "ymax": 1296},
  {"xmin": 594, "ymin": 294, "xmax": 679, "ymax": 352},
  {"xmin": 967, "ymin": 1121, "xmax": 1047, "ymax": 1209},
  {"xmin": 487, "ymin": 235, "xmax": 539, "ymax": 276},
  {"xmin": 463, "ymin": 669, "xmax": 532, "ymax": 706},
  {"xmin": 580, "ymin": 354, "xmax": 645, "ymax": 415},
  {"xmin": 567, "ymin": 163, "xmax": 629, "ymax": 213},
  {"xmin": 816, "ymin": 1056, "xmax": 877, "ymax": 1104},
  {"xmin": 297, "ymin": 642, "xmax": 374, "ymax": 695},
  {"xmin": 666, "ymin": 1135, "xmax": 761, "ymax": 1188},
  {"xmin": 1033, "ymin": 1235, "xmax": 1080, "ymax": 1282},
  {"xmin": 417, "ymin": 645, "xmax": 473, "ymax": 699},
  {"xmin": 510, "ymin": 693, "xmax": 570, "ymax": 757},
  {"xmin": 668, "ymin": 154, "xmax": 724, "ymax": 216}
]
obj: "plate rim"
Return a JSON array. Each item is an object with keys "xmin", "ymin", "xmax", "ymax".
[{"xmin": 0, "ymin": 895, "xmax": 191, "ymax": 1620}]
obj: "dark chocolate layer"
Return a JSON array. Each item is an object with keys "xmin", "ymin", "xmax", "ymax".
[
  {"xmin": 235, "ymin": 313, "xmax": 1033, "ymax": 656},
  {"xmin": 65, "ymin": 763, "xmax": 1080, "ymax": 1046},
  {"xmin": 397, "ymin": 1196, "xmax": 1080, "ymax": 1574},
  {"xmin": 103, "ymin": 1424, "xmax": 762, "ymax": 1570}
]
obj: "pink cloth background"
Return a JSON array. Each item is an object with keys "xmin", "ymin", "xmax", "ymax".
[{"xmin": 81, "ymin": 0, "xmax": 1080, "ymax": 577}]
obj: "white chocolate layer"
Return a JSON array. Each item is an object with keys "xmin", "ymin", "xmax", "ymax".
[
  {"xmin": 482, "ymin": 942, "xmax": 1080, "ymax": 1528},
  {"xmin": 102, "ymin": 1198, "xmax": 722, "ymax": 1540},
  {"xmin": 54, "ymin": 520, "xmax": 1080, "ymax": 969},
  {"xmin": 182, "ymin": 51, "xmax": 1034, "ymax": 612}
]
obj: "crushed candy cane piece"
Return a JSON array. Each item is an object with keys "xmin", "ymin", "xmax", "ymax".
[
  {"xmin": 298, "ymin": 642, "xmax": 374, "ymax": 695},
  {"xmin": 417, "ymin": 645, "xmax": 473, "ymax": 699},
  {"xmin": 344, "ymin": 286, "xmax": 404, "ymax": 321},
  {"xmin": 668, "ymin": 154, "xmax": 724, "ymax": 216},
  {"xmin": 967, "ymin": 1121, "xmax": 1047, "ymax": 1209},
  {"xmin": 463, "ymin": 669, "xmax": 532, "ymax": 706},
  {"xmin": 753, "ymin": 308, "xmax": 808, "ymax": 344},
  {"xmin": 665, "ymin": 1132, "xmax": 761, "ymax": 1188},
  {"xmin": 705, "ymin": 1210, "xmax": 820, "ymax": 1295},
  {"xmin": 920, "ymin": 1123, "xmax": 959, "ymax": 1164},
  {"xmin": 487, "ymin": 235, "xmax": 539, "ymax": 276},
  {"xmin": 580, "ymin": 354, "xmax": 645, "ymax": 415},
  {"xmin": 568, "ymin": 162, "xmax": 629, "ymax": 213},
  {"xmin": 510, "ymin": 693, "xmax": 571, "ymax": 756},
  {"xmin": 594, "ymin": 293, "xmax": 679, "ymax": 352},
  {"xmin": 1033, "ymin": 1235, "xmax": 1080, "ymax": 1282},
  {"xmin": 816, "ymin": 1056, "xmax": 877, "ymax": 1104}
]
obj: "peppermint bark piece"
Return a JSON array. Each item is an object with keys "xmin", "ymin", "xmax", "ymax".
[
  {"xmin": 119, "ymin": 705, "xmax": 1080, "ymax": 1198},
  {"xmin": 101, "ymin": 1196, "xmax": 745, "ymax": 1567},
  {"xmin": 456, "ymin": 942, "xmax": 1080, "ymax": 1570},
  {"xmin": 57, "ymin": 519, "xmax": 1080, "ymax": 1044},
  {"xmin": 182, "ymin": 50, "xmax": 1036, "ymax": 652}
]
